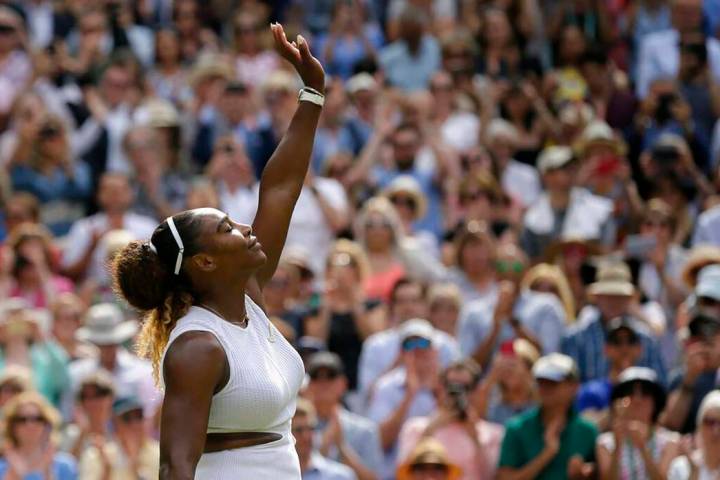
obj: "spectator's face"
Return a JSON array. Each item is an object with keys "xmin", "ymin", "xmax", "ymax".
[
  {"xmin": 10, "ymin": 403, "xmax": 49, "ymax": 449},
  {"xmin": 4, "ymin": 201, "xmax": 35, "ymax": 233},
  {"xmin": 52, "ymin": 304, "xmax": 83, "ymax": 344},
  {"xmin": 175, "ymin": 0, "xmax": 199, "ymax": 35},
  {"xmin": 429, "ymin": 298, "xmax": 459, "ymax": 336},
  {"xmin": 483, "ymin": 10, "xmax": 511, "ymax": 48},
  {"xmin": 542, "ymin": 166, "xmax": 573, "ymax": 192},
  {"xmin": 212, "ymin": 138, "xmax": 253, "ymax": 180},
  {"xmin": 439, "ymin": 368, "xmax": 475, "ymax": 409},
  {"xmin": 594, "ymin": 294, "xmax": 632, "ymax": 320},
  {"xmin": 292, "ymin": 413, "xmax": 315, "ymax": 459},
  {"xmin": 392, "ymin": 284, "xmax": 427, "ymax": 322},
  {"xmin": 98, "ymin": 175, "xmax": 133, "ymax": 213},
  {"xmin": 263, "ymin": 268, "xmax": 292, "ymax": 309},
  {"xmin": 389, "ymin": 193, "xmax": 419, "ymax": 224},
  {"xmin": 399, "ymin": 18, "xmax": 423, "ymax": 45},
  {"xmin": 100, "ymin": 67, "xmax": 132, "ymax": 108},
  {"xmin": 605, "ymin": 329, "xmax": 642, "ymax": 371},
  {"xmin": 307, "ymin": 368, "xmax": 345, "ymax": 405},
  {"xmin": 672, "ymin": 0, "xmax": 703, "ymax": 32},
  {"xmin": 697, "ymin": 296, "xmax": 720, "ymax": 319},
  {"xmin": 392, "ymin": 129, "xmax": 421, "ymax": 169},
  {"xmin": 79, "ymin": 385, "xmax": 113, "ymax": 422},
  {"xmin": 0, "ymin": 19, "xmax": 18, "ymax": 54},
  {"xmin": 700, "ymin": 407, "xmax": 720, "ymax": 446},
  {"xmin": 537, "ymin": 378, "xmax": 578, "ymax": 409},
  {"xmin": 559, "ymin": 26, "xmax": 586, "ymax": 64},
  {"xmin": 156, "ymin": 29, "xmax": 180, "ymax": 64},
  {"xmin": 430, "ymin": 74, "xmax": 454, "ymax": 102},
  {"xmin": 495, "ymin": 248, "xmax": 527, "ymax": 283},
  {"xmin": 98, "ymin": 344, "xmax": 119, "ymax": 367},
  {"xmin": 126, "ymin": 130, "xmax": 162, "ymax": 168},
  {"xmin": 460, "ymin": 238, "xmax": 492, "ymax": 274},
  {"xmin": 580, "ymin": 62, "xmax": 607, "ymax": 91},
  {"xmin": 220, "ymin": 89, "xmax": 250, "ymax": 125},
  {"xmin": 364, "ymin": 212, "xmax": 394, "ymax": 251},
  {"xmin": 489, "ymin": 135, "xmax": 515, "ymax": 163},
  {"xmin": 403, "ymin": 337, "xmax": 438, "ymax": 377},
  {"xmin": 115, "ymin": 408, "xmax": 145, "ymax": 439},
  {"xmin": 459, "ymin": 188, "xmax": 493, "ymax": 221},
  {"xmin": 619, "ymin": 383, "xmax": 656, "ymax": 423},
  {"xmin": 640, "ymin": 216, "xmax": 673, "ymax": 245},
  {"xmin": 79, "ymin": 11, "xmax": 106, "ymax": 42},
  {"xmin": 186, "ymin": 183, "xmax": 220, "ymax": 210}
]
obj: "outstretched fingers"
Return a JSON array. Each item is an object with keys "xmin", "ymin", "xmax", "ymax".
[{"xmin": 270, "ymin": 23, "xmax": 301, "ymax": 65}]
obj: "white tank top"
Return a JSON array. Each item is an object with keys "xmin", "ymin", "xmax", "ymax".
[{"xmin": 162, "ymin": 295, "xmax": 304, "ymax": 435}]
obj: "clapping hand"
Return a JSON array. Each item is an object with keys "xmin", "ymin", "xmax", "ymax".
[{"xmin": 270, "ymin": 23, "xmax": 325, "ymax": 93}]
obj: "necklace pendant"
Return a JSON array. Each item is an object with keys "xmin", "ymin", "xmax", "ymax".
[{"xmin": 268, "ymin": 324, "xmax": 276, "ymax": 342}]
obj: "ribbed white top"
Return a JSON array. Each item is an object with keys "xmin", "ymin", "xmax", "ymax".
[{"xmin": 162, "ymin": 295, "xmax": 304, "ymax": 435}]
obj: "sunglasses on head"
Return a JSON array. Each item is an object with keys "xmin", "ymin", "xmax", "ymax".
[
  {"xmin": 402, "ymin": 337, "xmax": 431, "ymax": 352},
  {"xmin": 496, "ymin": 260, "xmax": 525, "ymax": 274},
  {"xmin": 410, "ymin": 463, "xmax": 449, "ymax": 474},
  {"xmin": 12, "ymin": 414, "xmax": 45, "ymax": 425}
]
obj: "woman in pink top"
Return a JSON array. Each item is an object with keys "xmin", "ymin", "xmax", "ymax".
[
  {"xmin": 397, "ymin": 360, "xmax": 505, "ymax": 480},
  {"xmin": 1, "ymin": 223, "xmax": 73, "ymax": 308}
]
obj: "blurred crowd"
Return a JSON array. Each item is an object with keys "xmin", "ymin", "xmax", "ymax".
[{"xmin": 5, "ymin": 0, "xmax": 720, "ymax": 479}]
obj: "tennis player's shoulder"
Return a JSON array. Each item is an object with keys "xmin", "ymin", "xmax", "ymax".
[{"xmin": 163, "ymin": 330, "xmax": 226, "ymax": 383}]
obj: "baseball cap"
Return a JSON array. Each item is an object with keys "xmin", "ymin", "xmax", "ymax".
[
  {"xmin": 532, "ymin": 353, "xmax": 579, "ymax": 382},
  {"xmin": 112, "ymin": 395, "xmax": 143, "ymax": 416},
  {"xmin": 306, "ymin": 351, "xmax": 345, "ymax": 377},
  {"xmin": 399, "ymin": 319, "xmax": 435, "ymax": 342},
  {"xmin": 537, "ymin": 146, "xmax": 574, "ymax": 174},
  {"xmin": 688, "ymin": 311, "xmax": 720, "ymax": 338}
]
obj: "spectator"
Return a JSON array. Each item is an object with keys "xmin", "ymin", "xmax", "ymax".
[
  {"xmin": 395, "ymin": 439, "xmax": 461, "ymax": 480},
  {"xmin": 667, "ymin": 390, "xmax": 720, "ymax": 479},
  {"xmin": 367, "ymin": 319, "xmax": 441, "ymax": 480},
  {"xmin": 294, "ymin": 398, "xmax": 358, "ymax": 480},
  {"xmin": 397, "ymin": 359, "xmax": 505, "ymax": 480},
  {"xmin": 662, "ymin": 309, "xmax": 720, "ymax": 434},
  {"xmin": 0, "ymin": 299, "xmax": 70, "ymax": 408},
  {"xmin": 62, "ymin": 369, "xmax": 115, "ymax": 459},
  {"xmin": 339, "ymin": 73, "xmax": 378, "ymax": 156},
  {"xmin": 0, "ymin": 391, "xmax": 77, "ymax": 479},
  {"xmin": 382, "ymin": 176, "xmax": 437, "ymax": 257},
  {"xmin": 596, "ymin": 367, "xmax": 680, "ymax": 479},
  {"xmin": 445, "ymin": 221, "xmax": 498, "ymax": 304},
  {"xmin": 497, "ymin": 353, "xmax": 597, "ymax": 480},
  {"xmin": 49, "ymin": 293, "xmax": 96, "ymax": 362},
  {"xmin": 308, "ymin": 241, "xmax": 384, "ymax": 390},
  {"xmin": 479, "ymin": 338, "xmax": 539, "ymax": 426},
  {"xmin": 7, "ymin": 115, "xmax": 92, "ymax": 236},
  {"xmin": 1, "ymin": 223, "xmax": 74, "ymax": 309},
  {"xmin": 67, "ymin": 303, "xmax": 159, "ymax": 421},
  {"xmin": 636, "ymin": 0, "xmax": 720, "ymax": 99},
  {"xmin": 0, "ymin": 192, "xmax": 40, "ymax": 242},
  {"xmin": 561, "ymin": 260, "xmax": 667, "ymax": 383},
  {"xmin": 521, "ymin": 146, "xmax": 614, "ymax": 260},
  {"xmin": 79, "ymin": 395, "xmax": 160, "ymax": 480},
  {"xmin": 358, "ymin": 279, "xmax": 460, "ymax": 399},
  {"xmin": 305, "ymin": 352, "xmax": 383, "ymax": 479},
  {"xmin": 147, "ymin": 28, "xmax": 190, "ymax": 105},
  {"xmin": 521, "ymin": 263, "xmax": 577, "ymax": 323},
  {"xmin": 232, "ymin": 11, "xmax": 280, "ymax": 88},
  {"xmin": 576, "ymin": 316, "xmax": 645, "ymax": 424},
  {"xmin": 425, "ymin": 283, "xmax": 461, "ymax": 337},
  {"xmin": 60, "ymin": 173, "xmax": 156, "ymax": 285},
  {"xmin": 0, "ymin": 7, "xmax": 32, "ymax": 116},
  {"xmin": 379, "ymin": 6, "xmax": 440, "ymax": 92}
]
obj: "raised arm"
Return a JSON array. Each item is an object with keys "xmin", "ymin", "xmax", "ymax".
[{"xmin": 252, "ymin": 23, "xmax": 326, "ymax": 289}]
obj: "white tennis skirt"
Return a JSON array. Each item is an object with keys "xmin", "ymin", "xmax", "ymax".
[{"xmin": 195, "ymin": 435, "xmax": 301, "ymax": 479}]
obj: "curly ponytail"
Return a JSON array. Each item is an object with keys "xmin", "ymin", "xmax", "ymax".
[{"xmin": 112, "ymin": 213, "xmax": 204, "ymax": 383}]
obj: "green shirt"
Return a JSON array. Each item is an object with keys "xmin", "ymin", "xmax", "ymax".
[{"xmin": 498, "ymin": 407, "xmax": 598, "ymax": 480}]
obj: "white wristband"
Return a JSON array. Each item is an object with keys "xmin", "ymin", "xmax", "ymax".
[{"xmin": 298, "ymin": 88, "xmax": 324, "ymax": 107}]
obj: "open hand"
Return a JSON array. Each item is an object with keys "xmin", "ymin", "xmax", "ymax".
[{"xmin": 270, "ymin": 23, "xmax": 325, "ymax": 93}]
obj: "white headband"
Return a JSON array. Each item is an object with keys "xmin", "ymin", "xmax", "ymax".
[{"xmin": 166, "ymin": 217, "xmax": 185, "ymax": 275}]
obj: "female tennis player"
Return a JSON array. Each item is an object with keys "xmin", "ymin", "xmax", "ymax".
[{"xmin": 112, "ymin": 23, "xmax": 325, "ymax": 479}]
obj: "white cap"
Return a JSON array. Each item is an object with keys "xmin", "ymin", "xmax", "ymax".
[
  {"xmin": 346, "ymin": 72, "xmax": 378, "ymax": 94},
  {"xmin": 532, "ymin": 353, "xmax": 579, "ymax": 382},
  {"xmin": 696, "ymin": 265, "xmax": 720, "ymax": 301},
  {"xmin": 399, "ymin": 318, "xmax": 435, "ymax": 342},
  {"xmin": 537, "ymin": 146, "xmax": 574, "ymax": 174}
]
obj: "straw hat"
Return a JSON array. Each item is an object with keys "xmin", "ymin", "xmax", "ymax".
[
  {"xmin": 188, "ymin": 54, "xmax": 233, "ymax": 88},
  {"xmin": 682, "ymin": 245, "xmax": 720, "ymax": 288},
  {"xmin": 396, "ymin": 439, "xmax": 462, "ymax": 480},
  {"xmin": 575, "ymin": 120, "xmax": 627, "ymax": 158},
  {"xmin": 382, "ymin": 175, "xmax": 428, "ymax": 219},
  {"xmin": 134, "ymin": 99, "xmax": 180, "ymax": 128},
  {"xmin": 544, "ymin": 236, "xmax": 603, "ymax": 262},
  {"xmin": 587, "ymin": 261, "xmax": 635, "ymax": 297},
  {"xmin": 76, "ymin": 303, "xmax": 138, "ymax": 346}
]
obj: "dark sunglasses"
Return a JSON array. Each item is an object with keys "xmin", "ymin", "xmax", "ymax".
[
  {"xmin": 606, "ymin": 335, "xmax": 639, "ymax": 347},
  {"xmin": 390, "ymin": 196, "xmax": 416, "ymax": 211},
  {"xmin": 120, "ymin": 409, "xmax": 144, "ymax": 423},
  {"xmin": 410, "ymin": 463, "xmax": 449, "ymax": 473},
  {"xmin": 80, "ymin": 388, "xmax": 112, "ymax": 401},
  {"xmin": 309, "ymin": 370, "xmax": 340, "ymax": 381},
  {"xmin": 12, "ymin": 414, "xmax": 45, "ymax": 425},
  {"xmin": 402, "ymin": 337, "xmax": 432, "ymax": 352}
]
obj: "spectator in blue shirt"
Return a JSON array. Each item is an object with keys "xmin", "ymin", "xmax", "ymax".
[
  {"xmin": 9, "ymin": 116, "xmax": 91, "ymax": 236},
  {"xmin": 561, "ymin": 261, "xmax": 667, "ymax": 384},
  {"xmin": 379, "ymin": 6, "xmax": 440, "ymax": 92},
  {"xmin": 294, "ymin": 398, "xmax": 358, "ymax": 480},
  {"xmin": 0, "ymin": 391, "xmax": 78, "ymax": 480}
]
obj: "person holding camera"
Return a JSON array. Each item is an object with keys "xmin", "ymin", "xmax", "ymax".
[{"xmin": 397, "ymin": 359, "xmax": 504, "ymax": 480}]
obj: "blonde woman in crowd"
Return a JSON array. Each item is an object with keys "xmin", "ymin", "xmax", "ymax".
[
  {"xmin": 521, "ymin": 263, "xmax": 577, "ymax": 323},
  {"xmin": 668, "ymin": 391, "xmax": 720, "ymax": 479}
]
